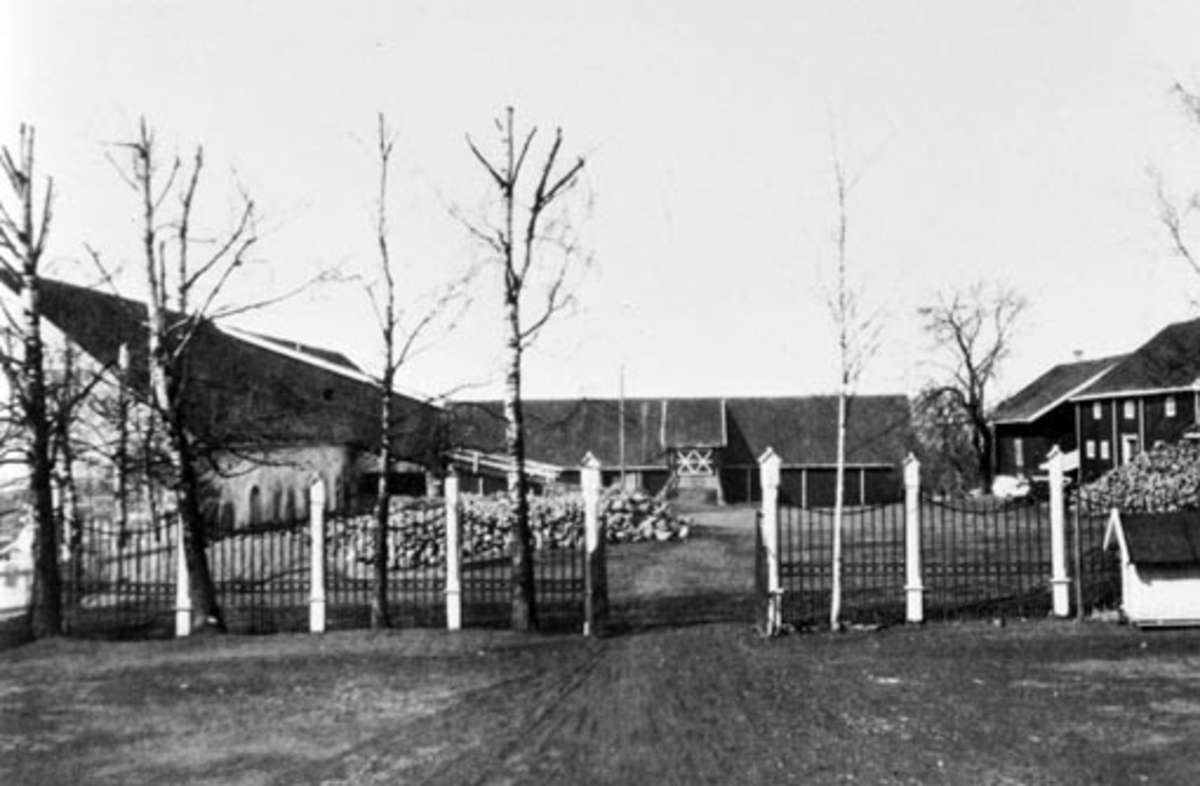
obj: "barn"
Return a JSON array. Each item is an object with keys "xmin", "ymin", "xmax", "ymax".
[
  {"xmin": 9, "ymin": 276, "xmax": 443, "ymax": 528},
  {"xmin": 447, "ymin": 395, "xmax": 913, "ymax": 506}
]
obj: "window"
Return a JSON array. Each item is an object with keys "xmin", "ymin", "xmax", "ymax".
[
  {"xmin": 1092, "ymin": 402, "xmax": 1102, "ymax": 421},
  {"xmin": 248, "ymin": 486, "xmax": 262, "ymax": 526},
  {"xmin": 1013, "ymin": 438, "xmax": 1025, "ymax": 470},
  {"xmin": 1099, "ymin": 441, "xmax": 1110, "ymax": 460},
  {"xmin": 1123, "ymin": 400, "xmax": 1136, "ymax": 420},
  {"xmin": 1166, "ymin": 395, "xmax": 1178, "ymax": 418},
  {"xmin": 1085, "ymin": 440, "xmax": 1096, "ymax": 459}
]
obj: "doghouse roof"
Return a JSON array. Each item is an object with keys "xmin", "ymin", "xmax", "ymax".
[{"xmin": 1108, "ymin": 512, "xmax": 1200, "ymax": 565}]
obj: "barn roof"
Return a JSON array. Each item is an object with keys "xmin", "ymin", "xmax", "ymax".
[
  {"xmin": 992, "ymin": 355, "xmax": 1125, "ymax": 424},
  {"xmin": 14, "ymin": 276, "xmax": 441, "ymax": 462},
  {"xmin": 447, "ymin": 395, "xmax": 912, "ymax": 469},
  {"xmin": 1074, "ymin": 317, "xmax": 1200, "ymax": 399},
  {"xmin": 1109, "ymin": 512, "xmax": 1200, "ymax": 565}
]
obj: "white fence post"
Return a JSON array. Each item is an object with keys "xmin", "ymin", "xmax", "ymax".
[
  {"xmin": 582, "ymin": 452, "xmax": 607, "ymax": 636},
  {"xmin": 1048, "ymin": 446, "xmax": 1070, "ymax": 617},
  {"xmin": 174, "ymin": 519, "xmax": 192, "ymax": 638},
  {"xmin": 758, "ymin": 448, "xmax": 783, "ymax": 636},
  {"xmin": 309, "ymin": 477, "xmax": 327, "ymax": 634},
  {"xmin": 445, "ymin": 471, "xmax": 462, "ymax": 631},
  {"xmin": 903, "ymin": 453, "xmax": 924, "ymax": 624}
]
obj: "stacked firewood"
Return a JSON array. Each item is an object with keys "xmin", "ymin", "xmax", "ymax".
[
  {"xmin": 600, "ymin": 489, "xmax": 691, "ymax": 543},
  {"xmin": 330, "ymin": 489, "xmax": 692, "ymax": 571},
  {"xmin": 1078, "ymin": 441, "xmax": 1200, "ymax": 514}
]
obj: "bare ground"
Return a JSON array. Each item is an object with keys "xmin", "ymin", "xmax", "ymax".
[{"xmin": 2, "ymin": 507, "xmax": 1199, "ymax": 784}]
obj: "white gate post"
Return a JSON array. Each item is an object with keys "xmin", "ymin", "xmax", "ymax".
[
  {"xmin": 445, "ymin": 470, "xmax": 463, "ymax": 631},
  {"xmin": 174, "ymin": 519, "xmax": 192, "ymax": 638},
  {"xmin": 309, "ymin": 478, "xmax": 327, "ymax": 633},
  {"xmin": 903, "ymin": 454, "xmax": 924, "ymax": 624},
  {"xmin": 758, "ymin": 448, "xmax": 783, "ymax": 636},
  {"xmin": 1048, "ymin": 446, "xmax": 1070, "ymax": 617},
  {"xmin": 582, "ymin": 453, "xmax": 607, "ymax": 636}
]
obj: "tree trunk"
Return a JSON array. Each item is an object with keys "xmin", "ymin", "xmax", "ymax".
[
  {"xmin": 171, "ymin": 419, "xmax": 225, "ymax": 632},
  {"xmin": 371, "ymin": 383, "xmax": 392, "ymax": 629},
  {"xmin": 23, "ymin": 263, "xmax": 61, "ymax": 638},
  {"xmin": 505, "ymin": 295, "xmax": 537, "ymax": 632},
  {"xmin": 830, "ymin": 387, "xmax": 847, "ymax": 631}
]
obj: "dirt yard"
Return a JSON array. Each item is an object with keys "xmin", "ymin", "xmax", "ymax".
[{"xmin": 3, "ymin": 508, "xmax": 1200, "ymax": 784}]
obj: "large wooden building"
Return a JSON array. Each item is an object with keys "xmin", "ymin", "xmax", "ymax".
[
  {"xmin": 15, "ymin": 277, "xmax": 443, "ymax": 527},
  {"xmin": 994, "ymin": 315, "xmax": 1200, "ymax": 483},
  {"xmin": 447, "ymin": 396, "xmax": 914, "ymax": 506}
]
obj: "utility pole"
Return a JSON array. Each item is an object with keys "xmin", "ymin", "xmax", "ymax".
[{"xmin": 619, "ymin": 364, "xmax": 626, "ymax": 488}]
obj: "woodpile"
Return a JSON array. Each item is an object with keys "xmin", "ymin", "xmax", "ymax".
[
  {"xmin": 600, "ymin": 489, "xmax": 691, "ymax": 543},
  {"xmin": 1078, "ymin": 441, "xmax": 1200, "ymax": 514},
  {"xmin": 330, "ymin": 489, "xmax": 692, "ymax": 571}
]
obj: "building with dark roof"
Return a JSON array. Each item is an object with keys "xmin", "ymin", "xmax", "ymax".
[
  {"xmin": 447, "ymin": 395, "xmax": 913, "ymax": 506},
  {"xmin": 9, "ymin": 276, "xmax": 442, "ymax": 527},
  {"xmin": 992, "ymin": 355, "xmax": 1125, "ymax": 479},
  {"xmin": 1070, "ymin": 318, "xmax": 1200, "ymax": 479},
  {"xmin": 993, "ymin": 315, "xmax": 1200, "ymax": 483}
]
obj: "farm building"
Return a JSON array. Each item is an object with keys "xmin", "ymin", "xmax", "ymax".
[
  {"xmin": 1104, "ymin": 510, "xmax": 1200, "ymax": 627},
  {"xmin": 1, "ymin": 276, "xmax": 443, "ymax": 528},
  {"xmin": 993, "ymin": 314, "xmax": 1200, "ymax": 484},
  {"xmin": 446, "ymin": 396, "xmax": 913, "ymax": 506},
  {"xmin": 992, "ymin": 354, "xmax": 1124, "ymax": 480}
]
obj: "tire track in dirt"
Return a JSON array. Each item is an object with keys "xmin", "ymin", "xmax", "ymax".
[{"xmin": 415, "ymin": 625, "xmax": 793, "ymax": 785}]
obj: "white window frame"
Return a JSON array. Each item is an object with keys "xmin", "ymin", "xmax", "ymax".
[
  {"xmin": 1013, "ymin": 438, "xmax": 1025, "ymax": 470},
  {"xmin": 1092, "ymin": 401, "xmax": 1102, "ymax": 421},
  {"xmin": 1100, "ymin": 440, "xmax": 1110, "ymax": 460},
  {"xmin": 1166, "ymin": 395, "xmax": 1177, "ymax": 418},
  {"xmin": 1123, "ymin": 400, "xmax": 1136, "ymax": 420},
  {"xmin": 1085, "ymin": 440, "xmax": 1096, "ymax": 459}
]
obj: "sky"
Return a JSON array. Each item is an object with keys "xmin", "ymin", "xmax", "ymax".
[{"xmin": 6, "ymin": 1, "xmax": 1200, "ymax": 405}]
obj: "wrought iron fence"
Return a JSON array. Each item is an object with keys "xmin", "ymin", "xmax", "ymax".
[
  {"xmin": 459, "ymin": 497, "xmax": 587, "ymax": 631},
  {"xmin": 53, "ymin": 491, "xmax": 591, "ymax": 638},
  {"xmin": 325, "ymin": 499, "xmax": 447, "ymax": 631},
  {"xmin": 778, "ymin": 502, "xmax": 907, "ymax": 628},
  {"xmin": 774, "ymin": 493, "xmax": 1121, "ymax": 628},
  {"xmin": 921, "ymin": 494, "xmax": 1051, "ymax": 620},
  {"xmin": 62, "ymin": 516, "xmax": 176, "ymax": 638}
]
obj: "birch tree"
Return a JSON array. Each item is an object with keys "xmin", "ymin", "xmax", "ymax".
[
  {"xmin": 110, "ymin": 119, "xmax": 259, "ymax": 633},
  {"xmin": 460, "ymin": 107, "xmax": 589, "ymax": 631},
  {"xmin": 365, "ymin": 114, "xmax": 470, "ymax": 629},
  {"xmin": 0, "ymin": 125, "xmax": 60, "ymax": 637},
  {"xmin": 825, "ymin": 151, "xmax": 881, "ymax": 632}
]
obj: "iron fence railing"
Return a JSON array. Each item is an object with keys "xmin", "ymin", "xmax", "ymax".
[
  {"xmin": 775, "ymin": 494, "xmax": 1121, "ymax": 627},
  {"xmin": 921, "ymin": 494, "xmax": 1051, "ymax": 621},
  {"xmin": 56, "ymin": 493, "xmax": 589, "ymax": 638},
  {"xmin": 778, "ymin": 502, "xmax": 906, "ymax": 628}
]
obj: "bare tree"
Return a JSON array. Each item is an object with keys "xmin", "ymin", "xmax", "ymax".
[
  {"xmin": 918, "ymin": 282, "xmax": 1027, "ymax": 492},
  {"xmin": 0, "ymin": 125, "xmax": 60, "ymax": 637},
  {"xmin": 109, "ymin": 119, "xmax": 260, "ymax": 633},
  {"xmin": 824, "ymin": 150, "xmax": 881, "ymax": 632},
  {"xmin": 459, "ymin": 107, "xmax": 589, "ymax": 631},
  {"xmin": 365, "ymin": 114, "xmax": 471, "ymax": 629},
  {"xmin": 1156, "ymin": 82, "xmax": 1200, "ymax": 296}
]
